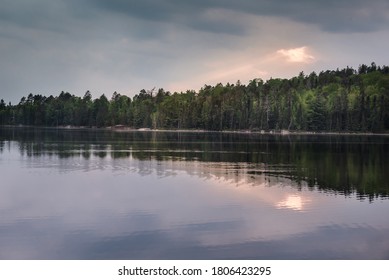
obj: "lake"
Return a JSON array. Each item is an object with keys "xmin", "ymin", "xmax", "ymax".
[{"xmin": 0, "ymin": 127, "xmax": 388, "ymax": 259}]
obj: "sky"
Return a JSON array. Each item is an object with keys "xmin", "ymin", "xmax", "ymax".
[{"xmin": 1, "ymin": 0, "xmax": 389, "ymax": 104}]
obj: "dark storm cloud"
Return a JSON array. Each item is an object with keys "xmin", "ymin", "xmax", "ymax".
[
  {"xmin": 90, "ymin": 0, "xmax": 389, "ymax": 33},
  {"xmin": 0, "ymin": 0, "xmax": 68, "ymax": 32},
  {"xmin": 87, "ymin": 0, "xmax": 247, "ymax": 36},
  {"xmin": 255, "ymin": 0, "xmax": 389, "ymax": 33},
  {"xmin": 1, "ymin": 0, "xmax": 388, "ymax": 42},
  {"xmin": 1, "ymin": 0, "xmax": 388, "ymax": 40}
]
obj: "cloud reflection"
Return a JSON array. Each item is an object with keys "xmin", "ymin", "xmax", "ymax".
[{"xmin": 1, "ymin": 129, "xmax": 389, "ymax": 259}]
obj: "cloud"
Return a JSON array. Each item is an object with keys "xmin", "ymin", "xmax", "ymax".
[
  {"xmin": 88, "ymin": 0, "xmax": 389, "ymax": 34},
  {"xmin": 277, "ymin": 47, "xmax": 315, "ymax": 64},
  {"xmin": 2, "ymin": 1, "xmax": 389, "ymax": 38},
  {"xmin": 0, "ymin": 0, "xmax": 389, "ymax": 103},
  {"xmin": 248, "ymin": 0, "xmax": 389, "ymax": 33}
]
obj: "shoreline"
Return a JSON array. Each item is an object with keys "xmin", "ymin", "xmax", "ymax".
[{"xmin": 2, "ymin": 124, "xmax": 389, "ymax": 136}]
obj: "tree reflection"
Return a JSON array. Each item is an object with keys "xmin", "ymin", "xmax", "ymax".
[{"xmin": 1, "ymin": 127, "xmax": 388, "ymax": 200}]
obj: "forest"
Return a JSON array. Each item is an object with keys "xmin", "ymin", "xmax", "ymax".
[{"xmin": 0, "ymin": 63, "xmax": 388, "ymax": 132}]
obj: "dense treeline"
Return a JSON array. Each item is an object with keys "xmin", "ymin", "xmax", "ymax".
[{"xmin": 1, "ymin": 63, "xmax": 389, "ymax": 132}]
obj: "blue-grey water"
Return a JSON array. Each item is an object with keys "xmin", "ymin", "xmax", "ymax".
[{"xmin": 0, "ymin": 127, "xmax": 388, "ymax": 259}]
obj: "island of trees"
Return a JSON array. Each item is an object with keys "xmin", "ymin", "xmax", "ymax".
[{"xmin": 0, "ymin": 63, "xmax": 388, "ymax": 132}]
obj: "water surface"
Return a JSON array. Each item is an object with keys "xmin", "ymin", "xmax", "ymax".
[{"xmin": 0, "ymin": 127, "xmax": 388, "ymax": 259}]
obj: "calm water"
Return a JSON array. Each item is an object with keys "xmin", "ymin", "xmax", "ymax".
[{"xmin": 0, "ymin": 127, "xmax": 388, "ymax": 259}]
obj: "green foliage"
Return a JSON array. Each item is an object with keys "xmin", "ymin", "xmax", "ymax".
[{"xmin": 1, "ymin": 63, "xmax": 388, "ymax": 132}]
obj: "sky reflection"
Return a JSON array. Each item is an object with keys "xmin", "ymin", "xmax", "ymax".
[{"xmin": 1, "ymin": 139, "xmax": 389, "ymax": 259}]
